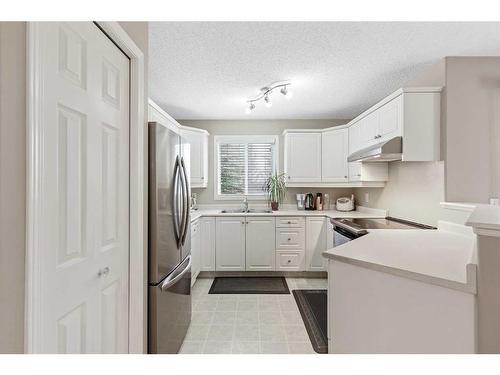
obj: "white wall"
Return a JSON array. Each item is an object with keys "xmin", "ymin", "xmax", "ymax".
[
  {"xmin": 178, "ymin": 119, "xmax": 353, "ymax": 206},
  {"xmin": 444, "ymin": 57, "xmax": 500, "ymax": 203},
  {"xmin": 355, "ymin": 162, "xmax": 445, "ymax": 226},
  {"xmin": 0, "ymin": 22, "xmax": 26, "ymax": 353}
]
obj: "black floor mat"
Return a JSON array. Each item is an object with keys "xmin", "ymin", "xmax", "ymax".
[
  {"xmin": 208, "ymin": 277, "xmax": 290, "ymax": 294},
  {"xmin": 292, "ymin": 289, "xmax": 328, "ymax": 354}
]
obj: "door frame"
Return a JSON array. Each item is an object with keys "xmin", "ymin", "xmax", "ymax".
[{"xmin": 25, "ymin": 22, "xmax": 146, "ymax": 353}]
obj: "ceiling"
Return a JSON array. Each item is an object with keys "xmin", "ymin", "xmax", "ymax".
[{"xmin": 149, "ymin": 22, "xmax": 500, "ymax": 120}]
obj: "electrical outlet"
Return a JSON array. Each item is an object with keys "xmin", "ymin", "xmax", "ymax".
[{"xmin": 364, "ymin": 192, "xmax": 369, "ymax": 203}]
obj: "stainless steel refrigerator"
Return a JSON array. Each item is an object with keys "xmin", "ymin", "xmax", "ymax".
[{"xmin": 148, "ymin": 121, "xmax": 191, "ymax": 354}]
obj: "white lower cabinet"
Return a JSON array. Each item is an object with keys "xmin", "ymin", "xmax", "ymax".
[
  {"xmin": 276, "ymin": 251, "xmax": 305, "ymax": 271},
  {"xmin": 306, "ymin": 217, "xmax": 328, "ymax": 271},
  {"xmin": 191, "ymin": 219, "xmax": 201, "ymax": 286},
  {"xmin": 246, "ymin": 217, "xmax": 276, "ymax": 271},
  {"xmin": 200, "ymin": 217, "xmax": 216, "ymax": 271},
  {"xmin": 216, "ymin": 217, "xmax": 246, "ymax": 271}
]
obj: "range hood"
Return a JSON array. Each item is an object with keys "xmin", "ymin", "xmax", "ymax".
[{"xmin": 348, "ymin": 136, "xmax": 403, "ymax": 163}]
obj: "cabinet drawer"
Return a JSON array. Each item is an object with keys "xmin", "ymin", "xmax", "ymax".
[
  {"xmin": 276, "ymin": 227, "xmax": 305, "ymax": 250},
  {"xmin": 276, "ymin": 251, "xmax": 305, "ymax": 271},
  {"xmin": 276, "ymin": 217, "xmax": 305, "ymax": 228}
]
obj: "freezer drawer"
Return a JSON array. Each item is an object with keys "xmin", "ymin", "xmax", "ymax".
[{"xmin": 149, "ymin": 255, "xmax": 192, "ymax": 354}]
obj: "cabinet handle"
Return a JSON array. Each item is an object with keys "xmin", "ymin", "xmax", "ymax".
[
  {"xmin": 287, "ymin": 221, "xmax": 291, "ymax": 224},
  {"xmin": 344, "ymin": 175, "xmax": 347, "ymax": 178},
  {"xmin": 241, "ymin": 221, "xmax": 245, "ymax": 224},
  {"xmin": 288, "ymin": 176, "xmax": 291, "ymax": 179},
  {"xmin": 357, "ymin": 174, "xmax": 361, "ymax": 177},
  {"xmin": 287, "ymin": 260, "xmax": 291, "ymax": 263},
  {"xmin": 287, "ymin": 238, "xmax": 291, "ymax": 241}
]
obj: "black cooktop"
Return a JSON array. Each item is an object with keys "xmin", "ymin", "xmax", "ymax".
[{"xmin": 332, "ymin": 217, "xmax": 435, "ymax": 233}]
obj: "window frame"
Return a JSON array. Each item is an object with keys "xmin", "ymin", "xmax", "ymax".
[{"xmin": 213, "ymin": 135, "xmax": 280, "ymax": 201}]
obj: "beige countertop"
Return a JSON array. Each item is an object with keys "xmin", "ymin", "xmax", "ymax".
[
  {"xmin": 190, "ymin": 206, "xmax": 387, "ymax": 222},
  {"xmin": 323, "ymin": 228, "xmax": 477, "ymax": 294}
]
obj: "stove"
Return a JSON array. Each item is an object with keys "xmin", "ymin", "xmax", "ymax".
[{"xmin": 330, "ymin": 217, "xmax": 435, "ymax": 246}]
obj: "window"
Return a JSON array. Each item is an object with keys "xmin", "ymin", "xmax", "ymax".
[{"xmin": 214, "ymin": 135, "xmax": 279, "ymax": 199}]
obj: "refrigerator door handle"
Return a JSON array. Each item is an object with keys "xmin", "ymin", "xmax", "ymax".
[
  {"xmin": 160, "ymin": 255, "xmax": 191, "ymax": 291},
  {"xmin": 180, "ymin": 157, "xmax": 190, "ymax": 246},
  {"xmin": 172, "ymin": 156, "xmax": 181, "ymax": 246}
]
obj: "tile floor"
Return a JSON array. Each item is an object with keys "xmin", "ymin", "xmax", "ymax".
[{"xmin": 179, "ymin": 277, "xmax": 328, "ymax": 354}]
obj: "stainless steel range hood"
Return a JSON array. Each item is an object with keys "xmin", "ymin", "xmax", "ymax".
[{"xmin": 347, "ymin": 136, "xmax": 402, "ymax": 163}]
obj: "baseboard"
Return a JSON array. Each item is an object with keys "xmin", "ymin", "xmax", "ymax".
[{"xmin": 198, "ymin": 271, "xmax": 327, "ymax": 279}]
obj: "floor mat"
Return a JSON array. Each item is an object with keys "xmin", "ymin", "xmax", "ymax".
[
  {"xmin": 292, "ymin": 289, "xmax": 328, "ymax": 354},
  {"xmin": 208, "ymin": 277, "xmax": 290, "ymax": 294}
]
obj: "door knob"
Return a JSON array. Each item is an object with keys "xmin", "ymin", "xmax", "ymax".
[{"xmin": 98, "ymin": 267, "xmax": 110, "ymax": 277}]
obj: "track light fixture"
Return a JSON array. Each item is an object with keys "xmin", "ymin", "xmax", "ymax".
[{"xmin": 245, "ymin": 81, "xmax": 292, "ymax": 114}]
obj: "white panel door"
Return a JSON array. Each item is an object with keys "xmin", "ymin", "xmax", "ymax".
[
  {"xmin": 191, "ymin": 220, "xmax": 201, "ymax": 286},
  {"xmin": 37, "ymin": 22, "xmax": 129, "ymax": 353},
  {"xmin": 321, "ymin": 128, "xmax": 349, "ymax": 182},
  {"xmin": 306, "ymin": 217, "xmax": 327, "ymax": 271},
  {"xmin": 215, "ymin": 217, "xmax": 246, "ymax": 271},
  {"xmin": 377, "ymin": 96, "xmax": 402, "ymax": 141},
  {"xmin": 245, "ymin": 217, "xmax": 276, "ymax": 271},
  {"xmin": 200, "ymin": 217, "xmax": 216, "ymax": 271},
  {"xmin": 181, "ymin": 129, "xmax": 208, "ymax": 188},
  {"xmin": 285, "ymin": 133, "xmax": 322, "ymax": 183}
]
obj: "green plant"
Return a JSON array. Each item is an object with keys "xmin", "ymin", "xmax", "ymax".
[{"xmin": 263, "ymin": 172, "xmax": 287, "ymax": 205}]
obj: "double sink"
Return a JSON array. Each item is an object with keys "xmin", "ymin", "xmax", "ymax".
[{"xmin": 219, "ymin": 208, "xmax": 273, "ymax": 214}]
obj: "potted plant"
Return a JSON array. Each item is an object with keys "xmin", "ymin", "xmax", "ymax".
[{"xmin": 263, "ymin": 172, "xmax": 287, "ymax": 211}]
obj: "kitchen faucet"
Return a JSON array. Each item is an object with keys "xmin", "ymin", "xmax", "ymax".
[{"xmin": 242, "ymin": 196, "xmax": 248, "ymax": 212}]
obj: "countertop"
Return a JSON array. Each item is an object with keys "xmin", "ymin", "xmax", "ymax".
[
  {"xmin": 190, "ymin": 206, "xmax": 387, "ymax": 222},
  {"xmin": 323, "ymin": 228, "xmax": 477, "ymax": 294}
]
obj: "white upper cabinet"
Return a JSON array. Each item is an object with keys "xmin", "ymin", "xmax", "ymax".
[
  {"xmin": 348, "ymin": 162, "xmax": 388, "ymax": 182},
  {"xmin": 347, "ymin": 88, "xmax": 441, "ymax": 161},
  {"xmin": 284, "ymin": 132, "xmax": 322, "ymax": 183},
  {"xmin": 321, "ymin": 128, "xmax": 349, "ymax": 182},
  {"xmin": 179, "ymin": 126, "xmax": 209, "ymax": 188},
  {"xmin": 148, "ymin": 99, "xmax": 210, "ymax": 188}
]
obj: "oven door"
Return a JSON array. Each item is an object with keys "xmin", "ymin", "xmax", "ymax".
[{"xmin": 333, "ymin": 226, "xmax": 359, "ymax": 247}]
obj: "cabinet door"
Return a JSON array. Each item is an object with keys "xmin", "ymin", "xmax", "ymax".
[
  {"xmin": 359, "ymin": 112, "xmax": 379, "ymax": 146},
  {"xmin": 321, "ymin": 129, "xmax": 349, "ymax": 182},
  {"xmin": 200, "ymin": 217, "xmax": 216, "ymax": 271},
  {"xmin": 191, "ymin": 221, "xmax": 201, "ymax": 286},
  {"xmin": 348, "ymin": 162, "xmax": 362, "ymax": 181},
  {"xmin": 306, "ymin": 217, "xmax": 327, "ymax": 271},
  {"xmin": 216, "ymin": 217, "xmax": 246, "ymax": 271},
  {"xmin": 348, "ymin": 121, "xmax": 362, "ymax": 154},
  {"xmin": 285, "ymin": 133, "xmax": 322, "ymax": 183},
  {"xmin": 246, "ymin": 217, "xmax": 276, "ymax": 271},
  {"xmin": 181, "ymin": 129, "xmax": 207, "ymax": 188},
  {"xmin": 377, "ymin": 96, "xmax": 402, "ymax": 141},
  {"xmin": 348, "ymin": 162, "xmax": 388, "ymax": 182}
]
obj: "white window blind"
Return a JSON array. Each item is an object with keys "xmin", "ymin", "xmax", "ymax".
[{"xmin": 216, "ymin": 136, "xmax": 277, "ymax": 197}]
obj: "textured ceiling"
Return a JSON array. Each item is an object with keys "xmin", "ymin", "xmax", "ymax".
[{"xmin": 149, "ymin": 22, "xmax": 500, "ymax": 120}]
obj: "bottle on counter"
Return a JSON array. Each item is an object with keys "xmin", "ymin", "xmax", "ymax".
[
  {"xmin": 324, "ymin": 193, "xmax": 330, "ymax": 210},
  {"xmin": 316, "ymin": 193, "xmax": 323, "ymax": 211}
]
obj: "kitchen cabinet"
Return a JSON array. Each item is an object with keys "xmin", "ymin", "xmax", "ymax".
[
  {"xmin": 216, "ymin": 217, "xmax": 246, "ymax": 271},
  {"xmin": 180, "ymin": 126, "xmax": 209, "ymax": 188},
  {"xmin": 284, "ymin": 132, "xmax": 322, "ymax": 183},
  {"xmin": 200, "ymin": 217, "xmax": 216, "ymax": 271},
  {"xmin": 321, "ymin": 128, "xmax": 349, "ymax": 182},
  {"xmin": 347, "ymin": 88, "xmax": 441, "ymax": 161},
  {"xmin": 245, "ymin": 217, "xmax": 276, "ymax": 271},
  {"xmin": 191, "ymin": 219, "xmax": 201, "ymax": 286},
  {"xmin": 348, "ymin": 162, "xmax": 388, "ymax": 182},
  {"xmin": 306, "ymin": 217, "xmax": 328, "ymax": 271}
]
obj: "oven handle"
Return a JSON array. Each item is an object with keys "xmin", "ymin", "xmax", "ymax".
[{"xmin": 333, "ymin": 225, "xmax": 360, "ymax": 241}]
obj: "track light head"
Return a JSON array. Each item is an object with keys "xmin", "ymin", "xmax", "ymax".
[
  {"xmin": 264, "ymin": 95, "xmax": 272, "ymax": 108},
  {"xmin": 245, "ymin": 102, "xmax": 256, "ymax": 114},
  {"xmin": 280, "ymin": 85, "xmax": 293, "ymax": 100}
]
